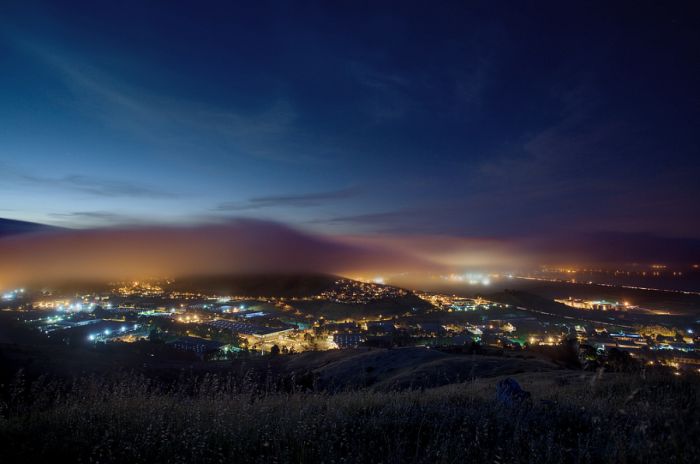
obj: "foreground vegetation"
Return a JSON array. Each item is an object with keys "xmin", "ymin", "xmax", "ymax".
[{"xmin": 1, "ymin": 368, "xmax": 697, "ymax": 463}]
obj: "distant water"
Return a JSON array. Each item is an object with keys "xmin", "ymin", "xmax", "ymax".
[
  {"xmin": 527, "ymin": 270, "xmax": 700, "ymax": 294},
  {"xmin": 407, "ymin": 271, "xmax": 700, "ymax": 316}
]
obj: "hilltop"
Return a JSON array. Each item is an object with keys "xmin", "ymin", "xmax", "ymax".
[
  {"xmin": 0, "ymin": 218, "xmax": 60, "ymax": 237},
  {"xmin": 170, "ymin": 273, "xmax": 341, "ymax": 298}
]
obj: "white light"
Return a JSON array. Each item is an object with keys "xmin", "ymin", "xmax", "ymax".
[
  {"xmin": 121, "ymin": 326, "xmax": 126, "ymax": 332},
  {"xmin": 104, "ymin": 329, "xmax": 111, "ymax": 335},
  {"xmin": 88, "ymin": 335, "xmax": 95, "ymax": 341}
]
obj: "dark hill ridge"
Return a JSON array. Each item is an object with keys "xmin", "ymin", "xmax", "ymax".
[
  {"xmin": 0, "ymin": 218, "xmax": 61, "ymax": 237},
  {"xmin": 284, "ymin": 347, "xmax": 556, "ymax": 391},
  {"xmin": 170, "ymin": 273, "xmax": 342, "ymax": 298}
]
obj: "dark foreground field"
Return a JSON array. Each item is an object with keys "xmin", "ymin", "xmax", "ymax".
[{"xmin": 1, "ymin": 365, "xmax": 697, "ymax": 464}]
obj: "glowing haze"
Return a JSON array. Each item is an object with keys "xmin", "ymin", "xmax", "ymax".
[{"xmin": 0, "ymin": 218, "xmax": 547, "ymax": 288}]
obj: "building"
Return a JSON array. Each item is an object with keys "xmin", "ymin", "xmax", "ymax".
[
  {"xmin": 206, "ymin": 319, "xmax": 294, "ymax": 341},
  {"xmin": 169, "ymin": 336, "xmax": 223, "ymax": 359},
  {"xmin": 333, "ymin": 333, "xmax": 365, "ymax": 348}
]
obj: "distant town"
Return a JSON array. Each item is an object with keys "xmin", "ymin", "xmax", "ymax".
[{"xmin": 2, "ymin": 272, "xmax": 698, "ymax": 373}]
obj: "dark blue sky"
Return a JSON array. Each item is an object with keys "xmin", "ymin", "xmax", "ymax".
[{"xmin": 1, "ymin": 1, "xmax": 698, "ymax": 241}]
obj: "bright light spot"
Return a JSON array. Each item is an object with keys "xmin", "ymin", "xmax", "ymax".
[
  {"xmin": 373, "ymin": 277, "xmax": 385, "ymax": 285},
  {"xmin": 88, "ymin": 334, "xmax": 95, "ymax": 341},
  {"xmin": 104, "ymin": 329, "xmax": 111, "ymax": 336}
]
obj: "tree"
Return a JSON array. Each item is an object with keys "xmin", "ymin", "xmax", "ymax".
[
  {"xmin": 148, "ymin": 328, "xmax": 160, "ymax": 343},
  {"xmin": 605, "ymin": 348, "xmax": 639, "ymax": 372},
  {"xmin": 578, "ymin": 344, "xmax": 600, "ymax": 370},
  {"xmin": 270, "ymin": 344, "xmax": 281, "ymax": 356}
]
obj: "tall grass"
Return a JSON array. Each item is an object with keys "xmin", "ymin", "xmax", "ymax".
[{"xmin": 0, "ymin": 369, "xmax": 697, "ymax": 463}]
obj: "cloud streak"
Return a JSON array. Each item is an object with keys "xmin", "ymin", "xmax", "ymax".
[
  {"xmin": 217, "ymin": 188, "xmax": 357, "ymax": 211},
  {"xmin": 0, "ymin": 160, "xmax": 175, "ymax": 199},
  {"xmin": 20, "ymin": 173, "xmax": 176, "ymax": 199},
  {"xmin": 15, "ymin": 39, "xmax": 327, "ymax": 164}
]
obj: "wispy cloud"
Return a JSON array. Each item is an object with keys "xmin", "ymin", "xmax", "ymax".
[
  {"xmin": 216, "ymin": 188, "xmax": 357, "ymax": 211},
  {"xmin": 309, "ymin": 209, "xmax": 440, "ymax": 234},
  {"xmin": 0, "ymin": 161, "xmax": 175, "ymax": 199},
  {"xmin": 47, "ymin": 211, "xmax": 139, "ymax": 226},
  {"xmin": 14, "ymin": 39, "xmax": 326, "ymax": 164},
  {"xmin": 20, "ymin": 172, "xmax": 176, "ymax": 199},
  {"xmin": 314, "ymin": 211, "xmax": 409, "ymax": 225}
]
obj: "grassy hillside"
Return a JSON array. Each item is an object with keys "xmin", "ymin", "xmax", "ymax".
[
  {"xmin": 0, "ymin": 368, "xmax": 696, "ymax": 463},
  {"xmin": 285, "ymin": 347, "xmax": 556, "ymax": 391}
]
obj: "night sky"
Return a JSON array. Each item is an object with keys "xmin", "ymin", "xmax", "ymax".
[{"xmin": 1, "ymin": 1, "xmax": 699, "ymax": 250}]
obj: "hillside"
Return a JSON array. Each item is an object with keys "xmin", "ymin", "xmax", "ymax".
[
  {"xmin": 284, "ymin": 347, "xmax": 556, "ymax": 391},
  {"xmin": 0, "ymin": 218, "xmax": 60, "ymax": 237},
  {"xmin": 170, "ymin": 273, "xmax": 341, "ymax": 297},
  {"xmin": 0, "ymin": 364, "xmax": 696, "ymax": 463},
  {"xmin": 0, "ymin": 310, "xmax": 697, "ymax": 463}
]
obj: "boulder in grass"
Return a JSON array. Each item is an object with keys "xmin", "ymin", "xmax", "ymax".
[{"xmin": 496, "ymin": 377, "xmax": 531, "ymax": 406}]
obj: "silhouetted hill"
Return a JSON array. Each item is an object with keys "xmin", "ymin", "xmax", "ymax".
[
  {"xmin": 283, "ymin": 347, "xmax": 556, "ymax": 391},
  {"xmin": 1, "ymin": 337, "xmax": 696, "ymax": 463},
  {"xmin": 487, "ymin": 290, "xmax": 572, "ymax": 314},
  {"xmin": 0, "ymin": 218, "xmax": 60, "ymax": 237},
  {"xmin": 170, "ymin": 273, "xmax": 341, "ymax": 297}
]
